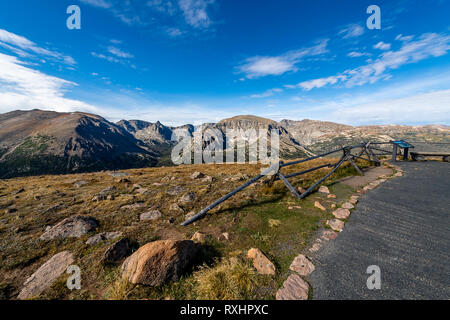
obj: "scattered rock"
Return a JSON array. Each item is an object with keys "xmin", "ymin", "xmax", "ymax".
[
  {"xmin": 202, "ymin": 176, "xmax": 214, "ymax": 183},
  {"xmin": 190, "ymin": 171, "xmax": 205, "ymax": 180},
  {"xmin": 121, "ymin": 240, "xmax": 200, "ymax": 286},
  {"xmin": 288, "ymin": 205, "xmax": 302, "ymax": 210},
  {"xmin": 327, "ymin": 194, "xmax": 337, "ymax": 198},
  {"xmin": 12, "ymin": 188, "xmax": 25, "ymax": 195},
  {"xmin": 107, "ymin": 194, "xmax": 115, "ymax": 201},
  {"xmin": 321, "ymin": 230, "xmax": 338, "ymax": 241},
  {"xmin": 33, "ymin": 195, "xmax": 41, "ymax": 201},
  {"xmin": 327, "ymin": 219, "xmax": 345, "ymax": 232},
  {"xmin": 135, "ymin": 188, "xmax": 149, "ymax": 195},
  {"xmin": 289, "ymin": 254, "xmax": 315, "ymax": 276},
  {"xmin": 191, "ymin": 232, "xmax": 207, "ymax": 243},
  {"xmin": 4, "ymin": 207, "xmax": 17, "ymax": 214},
  {"xmin": 247, "ymin": 248, "xmax": 276, "ymax": 275},
  {"xmin": 74, "ymin": 181, "xmax": 87, "ymax": 188},
  {"xmin": 184, "ymin": 211, "xmax": 197, "ymax": 221},
  {"xmin": 169, "ymin": 203, "xmax": 184, "ymax": 214},
  {"xmin": 116, "ymin": 178, "xmax": 131, "ymax": 184},
  {"xmin": 167, "ymin": 186, "xmax": 185, "ymax": 196},
  {"xmin": 102, "ymin": 238, "xmax": 131, "ymax": 264},
  {"xmin": 121, "ymin": 203, "xmax": 145, "ymax": 210},
  {"xmin": 86, "ymin": 232, "xmax": 122, "ymax": 245},
  {"xmin": 276, "ymin": 274, "xmax": 309, "ymax": 300},
  {"xmin": 341, "ymin": 202, "xmax": 354, "ymax": 209},
  {"xmin": 394, "ymin": 172, "xmax": 403, "ymax": 177},
  {"xmin": 297, "ymin": 187, "xmax": 306, "ymax": 194},
  {"xmin": 109, "ymin": 172, "xmax": 129, "ymax": 178},
  {"xmin": 40, "ymin": 216, "xmax": 98, "ymax": 240},
  {"xmin": 269, "ymin": 219, "xmax": 281, "ymax": 228},
  {"xmin": 140, "ymin": 210, "xmax": 162, "ymax": 221},
  {"xmin": 18, "ymin": 251, "xmax": 74, "ymax": 300},
  {"xmin": 331, "ymin": 204, "xmax": 336, "ymax": 209},
  {"xmin": 314, "ymin": 201, "xmax": 326, "ymax": 211},
  {"xmin": 332, "ymin": 208, "xmax": 350, "ymax": 219},
  {"xmin": 318, "ymin": 186, "xmax": 330, "ymax": 194},
  {"xmin": 218, "ymin": 232, "xmax": 230, "ymax": 241},
  {"xmin": 309, "ymin": 242, "xmax": 322, "ymax": 253},
  {"xmin": 179, "ymin": 192, "xmax": 196, "ymax": 204}
]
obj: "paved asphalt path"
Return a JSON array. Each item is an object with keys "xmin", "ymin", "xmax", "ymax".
[{"xmin": 310, "ymin": 161, "xmax": 450, "ymax": 299}]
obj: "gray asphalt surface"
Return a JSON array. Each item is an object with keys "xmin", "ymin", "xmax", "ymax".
[{"xmin": 310, "ymin": 161, "xmax": 450, "ymax": 300}]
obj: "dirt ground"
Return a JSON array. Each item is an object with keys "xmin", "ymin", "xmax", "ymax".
[{"xmin": 339, "ymin": 166, "xmax": 393, "ymax": 189}]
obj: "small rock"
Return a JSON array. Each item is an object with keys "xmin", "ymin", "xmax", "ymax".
[
  {"xmin": 5, "ymin": 207, "xmax": 17, "ymax": 214},
  {"xmin": 12, "ymin": 188, "xmax": 25, "ymax": 195},
  {"xmin": 218, "ymin": 232, "xmax": 230, "ymax": 241},
  {"xmin": 18, "ymin": 251, "xmax": 74, "ymax": 300},
  {"xmin": 333, "ymin": 208, "xmax": 350, "ymax": 219},
  {"xmin": 102, "ymin": 238, "xmax": 131, "ymax": 264},
  {"xmin": 86, "ymin": 232, "xmax": 123, "ymax": 245},
  {"xmin": 297, "ymin": 187, "xmax": 306, "ymax": 194},
  {"xmin": 289, "ymin": 254, "xmax": 315, "ymax": 276},
  {"xmin": 74, "ymin": 181, "xmax": 87, "ymax": 188},
  {"xmin": 202, "ymin": 176, "xmax": 214, "ymax": 183},
  {"xmin": 276, "ymin": 274, "xmax": 309, "ymax": 300},
  {"xmin": 349, "ymin": 198, "xmax": 358, "ymax": 204},
  {"xmin": 309, "ymin": 242, "xmax": 322, "ymax": 253},
  {"xmin": 321, "ymin": 230, "xmax": 338, "ymax": 241},
  {"xmin": 314, "ymin": 201, "xmax": 326, "ymax": 211},
  {"xmin": 167, "ymin": 186, "xmax": 185, "ymax": 196},
  {"xmin": 121, "ymin": 203, "xmax": 145, "ymax": 210},
  {"xmin": 116, "ymin": 178, "xmax": 131, "ymax": 184},
  {"xmin": 169, "ymin": 203, "xmax": 184, "ymax": 214},
  {"xmin": 34, "ymin": 195, "xmax": 41, "ymax": 201},
  {"xmin": 327, "ymin": 194, "xmax": 337, "ymax": 199},
  {"xmin": 184, "ymin": 211, "xmax": 197, "ymax": 221},
  {"xmin": 140, "ymin": 210, "xmax": 162, "ymax": 221},
  {"xmin": 247, "ymin": 248, "xmax": 276, "ymax": 275},
  {"xmin": 318, "ymin": 186, "xmax": 330, "ymax": 194},
  {"xmin": 40, "ymin": 216, "xmax": 98, "ymax": 240},
  {"xmin": 179, "ymin": 192, "xmax": 196, "ymax": 204},
  {"xmin": 121, "ymin": 240, "xmax": 200, "ymax": 286},
  {"xmin": 191, "ymin": 232, "xmax": 207, "ymax": 243},
  {"xmin": 135, "ymin": 188, "xmax": 149, "ymax": 195},
  {"xmin": 331, "ymin": 204, "xmax": 336, "ymax": 209},
  {"xmin": 394, "ymin": 172, "xmax": 403, "ymax": 177},
  {"xmin": 190, "ymin": 171, "xmax": 205, "ymax": 180},
  {"xmin": 107, "ymin": 194, "xmax": 115, "ymax": 201},
  {"xmin": 341, "ymin": 202, "xmax": 354, "ymax": 209},
  {"xmin": 327, "ymin": 219, "xmax": 345, "ymax": 232}
]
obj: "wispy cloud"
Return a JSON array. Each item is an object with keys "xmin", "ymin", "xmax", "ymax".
[
  {"xmin": 107, "ymin": 46, "xmax": 134, "ymax": 58},
  {"xmin": 250, "ymin": 88, "xmax": 283, "ymax": 99},
  {"xmin": 347, "ymin": 51, "xmax": 371, "ymax": 58},
  {"xmin": 178, "ymin": 0, "xmax": 214, "ymax": 29},
  {"xmin": 237, "ymin": 40, "xmax": 329, "ymax": 79},
  {"xmin": 339, "ymin": 24, "xmax": 364, "ymax": 39},
  {"xmin": 0, "ymin": 29, "xmax": 76, "ymax": 65},
  {"xmin": 292, "ymin": 33, "xmax": 450, "ymax": 90},
  {"xmin": 374, "ymin": 41, "xmax": 391, "ymax": 50},
  {"xmin": 79, "ymin": 0, "xmax": 112, "ymax": 9}
]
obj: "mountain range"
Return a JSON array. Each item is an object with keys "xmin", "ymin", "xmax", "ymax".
[{"xmin": 0, "ymin": 109, "xmax": 448, "ymax": 179}]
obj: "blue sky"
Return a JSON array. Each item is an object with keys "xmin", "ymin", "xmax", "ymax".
[{"xmin": 0, "ymin": 0, "xmax": 449, "ymax": 126}]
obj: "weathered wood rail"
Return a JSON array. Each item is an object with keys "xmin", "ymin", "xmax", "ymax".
[{"xmin": 181, "ymin": 140, "xmax": 401, "ymax": 226}]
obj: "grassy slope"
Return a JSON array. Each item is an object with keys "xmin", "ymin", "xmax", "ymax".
[{"xmin": 0, "ymin": 158, "xmax": 370, "ymax": 300}]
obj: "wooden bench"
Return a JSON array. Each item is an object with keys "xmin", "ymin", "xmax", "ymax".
[{"xmin": 411, "ymin": 152, "xmax": 450, "ymax": 162}]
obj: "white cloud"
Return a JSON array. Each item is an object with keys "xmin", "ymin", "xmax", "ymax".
[
  {"xmin": 91, "ymin": 52, "xmax": 120, "ymax": 63},
  {"xmin": 293, "ymin": 33, "xmax": 450, "ymax": 90},
  {"xmin": 374, "ymin": 41, "xmax": 391, "ymax": 50},
  {"xmin": 79, "ymin": 0, "xmax": 112, "ymax": 9},
  {"xmin": 348, "ymin": 51, "xmax": 370, "ymax": 58},
  {"xmin": 0, "ymin": 53, "xmax": 98, "ymax": 114},
  {"xmin": 166, "ymin": 27, "xmax": 184, "ymax": 37},
  {"xmin": 107, "ymin": 46, "xmax": 134, "ymax": 59},
  {"xmin": 178, "ymin": 0, "xmax": 214, "ymax": 28},
  {"xmin": 238, "ymin": 40, "xmax": 329, "ymax": 79},
  {"xmin": 0, "ymin": 29, "xmax": 76, "ymax": 65},
  {"xmin": 250, "ymin": 88, "xmax": 283, "ymax": 99},
  {"xmin": 339, "ymin": 24, "xmax": 364, "ymax": 39}
]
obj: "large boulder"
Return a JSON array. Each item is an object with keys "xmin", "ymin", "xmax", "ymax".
[
  {"xmin": 140, "ymin": 210, "xmax": 162, "ymax": 221},
  {"xmin": 121, "ymin": 240, "xmax": 200, "ymax": 286},
  {"xmin": 18, "ymin": 251, "xmax": 74, "ymax": 300},
  {"xmin": 40, "ymin": 216, "xmax": 98, "ymax": 240}
]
